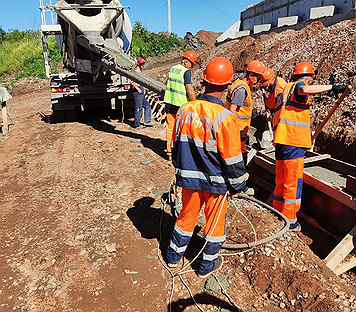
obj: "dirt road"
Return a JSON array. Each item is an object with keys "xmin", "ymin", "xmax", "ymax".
[
  {"xmin": 0, "ymin": 89, "xmax": 176, "ymax": 311},
  {"xmin": 1, "ymin": 88, "xmax": 355, "ymax": 312}
]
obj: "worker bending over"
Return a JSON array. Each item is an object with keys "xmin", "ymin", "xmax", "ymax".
[
  {"xmin": 165, "ymin": 58, "xmax": 249, "ymax": 278},
  {"xmin": 226, "ymin": 60, "xmax": 266, "ymax": 161},
  {"xmin": 261, "ymin": 67, "xmax": 287, "ymax": 116},
  {"xmin": 163, "ymin": 51, "xmax": 198, "ymax": 160},
  {"xmin": 272, "ymin": 62, "xmax": 347, "ymax": 231}
]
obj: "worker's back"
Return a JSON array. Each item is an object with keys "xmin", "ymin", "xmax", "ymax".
[
  {"xmin": 173, "ymin": 96, "xmax": 247, "ymax": 195},
  {"xmin": 164, "ymin": 64, "xmax": 188, "ymax": 107},
  {"xmin": 273, "ymin": 80, "xmax": 313, "ymax": 148}
]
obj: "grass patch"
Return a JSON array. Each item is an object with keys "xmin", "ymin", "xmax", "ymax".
[
  {"xmin": 0, "ymin": 30, "xmax": 61, "ymax": 81},
  {"xmin": 0, "ymin": 24, "xmax": 185, "ymax": 81}
]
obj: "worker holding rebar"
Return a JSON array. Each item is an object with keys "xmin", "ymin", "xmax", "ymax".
[
  {"xmin": 131, "ymin": 57, "xmax": 153, "ymax": 128},
  {"xmin": 225, "ymin": 60, "xmax": 266, "ymax": 162},
  {"xmin": 163, "ymin": 51, "xmax": 198, "ymax": 160},
  {"xmin": 272, "ymin": 62, "xmax": 348, "ymax": 231},
  {"xmin": 165, "ymin": 57, "xmax": 249, "ymax": 278}
]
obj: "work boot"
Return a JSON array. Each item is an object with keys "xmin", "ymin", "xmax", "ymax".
[
  {"xmin": 197, "ymin": 256, "xmax": 224, "ymax": 279},
  {"xmin": 166, "ymin": 259, "xmax": 182, "ymax": 269},
  {"xmin": 289, "ymin": 221, "xmax": 301, "ymax": 232},
  {"xmin": 243, "ymin": 187, "xmax": 255, "ymax": 196}
]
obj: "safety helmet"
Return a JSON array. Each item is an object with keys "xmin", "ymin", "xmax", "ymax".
[
  {"xmin": 262, "ymin": 67, "xmax": 275, "ymax": 82},
  {"xmin": 203, "ymin": 57, "xmax": 234, "ymax": 86},
  {"xmin": 246, "ymin": 60, "xmax": 266, "ymax": 76},
  {"xmin": 183, "ymin": 51, "xmax": 199, "ymax": 65},
  {"xmin": 293, "ymin": 62, "xmax": 315, "ymax": 77},
  {"xmin": 137, "ymin": 57, "xmax": 146, "ymax": 66}
]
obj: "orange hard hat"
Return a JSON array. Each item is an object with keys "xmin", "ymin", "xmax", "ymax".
[
  {"xmin": 262, "ymin": 67, "xmax": 275, "ymax": 82},
  {"xmin": 203, "ymin": 57, "xmax": 234, "ymax": 86},
  {"xmin": 183, "ymin": 51, "xmax": 199, "ymax": 65},
  {"xmin": 137, "ymin": 57, "xmax": 145, "ymax": 66},
  {"xmin": 293, "ymin": 62, "xmax": 315, "ymax": 77},
  {"xmin": 246, "ymin": 60, "xmax": 266, "ymax": 76}
]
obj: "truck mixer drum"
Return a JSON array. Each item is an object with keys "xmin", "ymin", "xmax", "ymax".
[{"xmin": 41, "ymin": 0, "xmax": 165, "ymax": 117}]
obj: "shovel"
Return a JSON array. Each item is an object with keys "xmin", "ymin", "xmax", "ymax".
[
  {"xmin": 311, "ymin": 85, "xmax": 352, "ymax": 150},
  {"xmin": 259, "ymin": 120, "xmax": 274, "ymax": 149}
]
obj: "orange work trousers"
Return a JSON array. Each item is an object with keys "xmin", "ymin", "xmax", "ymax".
[
  {"xmin": 273, "ymin": 157, "xmax": 304, "ymax": 222},
  {"xmin": 166, "ymin": 113, "xmax": 176, "ymax": 155},
  {"xmin": 176, "ymin": 188, "xmax": 228, "ymax": 239}
]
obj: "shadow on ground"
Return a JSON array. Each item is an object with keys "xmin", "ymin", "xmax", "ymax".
[
  {"xmin": 40, "ymin": 111, "xmax": 168, "ymax": 160},
  {"xmin": 127, "ymin": 196, "xmax": 175, "ymax": 252},
  {"xmin": 127, "ymin": 196, "xmax": 209, "ymax": 272},
  {"xmin": 169, "ymin": 293, "xmax": 241, "ymax": 312}
]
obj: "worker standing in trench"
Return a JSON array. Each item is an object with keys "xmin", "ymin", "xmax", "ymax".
[
  {"xmin": 272, "ymin": 62, "xmax": 348, "ymax": 231},
  {"xmin": 165, "ymin": 57, "xmax": 249, "ymax": 278},
  {"xmin": 225, "ymin": 60, "xmax": 266, "ymax": 163},
  {"xmin": 163, "ymin": 51, "xmax": 198, "ymax": 160},
  {"xmin": 131, "ymin": 57, "xmax": 153, "ymax": 128}
]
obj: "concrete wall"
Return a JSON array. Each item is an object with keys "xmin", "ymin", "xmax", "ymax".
[{"xmin": 241, "ymin": 0, "xmax": 355, "ymax": 30}]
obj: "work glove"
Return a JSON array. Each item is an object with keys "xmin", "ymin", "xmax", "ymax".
[{"xmin": 331, "ymin": 84, "xmax": 348, "ymax": 95}]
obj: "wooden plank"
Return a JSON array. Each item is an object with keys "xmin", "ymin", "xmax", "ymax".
[
  {"xmin": 324, "ymin": 226, "xmax": 356, "ymax": 271},
  {"xmin": 304, "ymin": 154, "xmax": 331, "ymax": 164},
  {"xmin": 334, "ymin": 256, "xmax": 356, "ymax": 275},
  {"xmin": 1, "ymin": 102, "xmax": 8, "ymax": 135},
  {"xmin": 346, "ymin": 175, "xmax": 356, "ymax": 196},
  {"xmin": 303, "ymin": 174, "xmax": 356, "ymax": 210},
  {"xmin": 253, "ymin": 155, "xmax": 356, "ymax": 210},
  {"xmin": 299, "ymin": 212, "xmax": 340, "ymax": 241}
]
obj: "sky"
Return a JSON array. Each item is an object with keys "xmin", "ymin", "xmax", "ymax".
[{"xmin": 0, "ymin": 0, "xmax": 258, "ymax": 37}]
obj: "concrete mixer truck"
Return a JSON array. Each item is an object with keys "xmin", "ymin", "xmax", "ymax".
[{"xmin": 40, "ymin": 0, "xmax": 165, "ymax": 118}]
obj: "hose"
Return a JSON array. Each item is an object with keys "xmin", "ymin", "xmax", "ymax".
[{"xmin": 222, "ymin": 193, "xmax": 289, "ymax": 250}]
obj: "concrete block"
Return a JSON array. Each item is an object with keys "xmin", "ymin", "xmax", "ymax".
[
  {"xmin": 310, "ymin": 5, "xmax": 335, "ymax": 20},
  {"xmin": 253, "ymin": 24, "xmax": 271, "ymax": 34},
  {"xmin": 233, "ymin": 30, "xmax": 251, "ymax": 39},
  {"xmin": 277, "ymin": 16, "xmax": 299, "ymax": 27}
]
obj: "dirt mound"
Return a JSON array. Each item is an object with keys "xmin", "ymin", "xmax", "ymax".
[
  {"xmin": 195, "ymin": 30, "xmax": 221, "ymax": 47},
  {"xmin": 146, "ymin": 19, "xmax": 356, "ymax": 163}
]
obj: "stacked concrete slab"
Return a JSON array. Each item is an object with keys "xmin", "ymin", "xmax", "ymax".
[
  {"xmin": 241, "ymin": 0, "xmax": 353, "ymax": 30},
  {"xmin": 277, "ymin": 16, "xmax": 298, "ymax": 27},
  {"xmin": 216, "ymin": 21, "xmax": 251, "ymax": 43},
  {"xmin": 217, "ymin": 0, "xmax": 354, "ymax": 43},
  {"xmin": 310, "ymin": 5, "xmax": 335, "ymax": 19},
  {"xmin": 254, "ymin": 24, "xmax": 271, "ymax": 34}
]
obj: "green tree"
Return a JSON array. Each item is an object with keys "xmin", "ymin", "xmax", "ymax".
[{"xmin": 131, "ymin": 22, "xmax": 185, "ymax": 58}]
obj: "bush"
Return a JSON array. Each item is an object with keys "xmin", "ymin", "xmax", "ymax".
[
  {"xmin": 132, "ymin": 22, "xmax": 185, "ymax": 58},
  {"xmin": 0, "ymin": 30, "xmax": 61, "ymax": 80},
  {"xmin": 0, "ymin": 23, "xmax": 184, "ymax": 80}
]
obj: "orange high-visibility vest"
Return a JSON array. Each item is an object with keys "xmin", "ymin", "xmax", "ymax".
[
  {"xmin": 265, "ymin": 77, "xmax": 287, "ymax": 112},
  {"xmin": 273, "ymin": 80, "xmax": 313, "ymax": 148},
  {"xmin": 227, "ymin": 79, "xmax": 254, "ymax": 130}
]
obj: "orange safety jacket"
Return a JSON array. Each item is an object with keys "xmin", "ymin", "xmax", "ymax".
[
  {"xmin": 226, "ymin": 79, "xmax": 254, "ymax": 130},
  {"xmin": 265, "ymin": 77, "xmax": 287, "ymax": 113},
  {"xmin": 173, "ymin": 95, "xmax": 248, "ymax": 195},
  {"xmin": 273, "ymin": 80, "xmax": 313, "ymax": 149}
]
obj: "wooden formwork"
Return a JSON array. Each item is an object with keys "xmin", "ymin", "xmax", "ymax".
[{"xmin": 251, "ymin": 148, "xmax": 356, "ymax": 275}]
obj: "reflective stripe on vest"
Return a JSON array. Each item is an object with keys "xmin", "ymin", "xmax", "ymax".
[
  {"xmin": 164, "ymin": 64, "xmax": 188, "ymax": 107},
  {"xmin": 227, "ymin": 79, "xmax": 253, "ymax": 130},
  {"xmin": 273, "ymin": 81, "xmax": 313, "ymax": 148}
]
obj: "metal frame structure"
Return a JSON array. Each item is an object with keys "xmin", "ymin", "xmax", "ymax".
[{"xmin": 39, "ymin": 0, "xmax": 62, "ymax": 78}]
